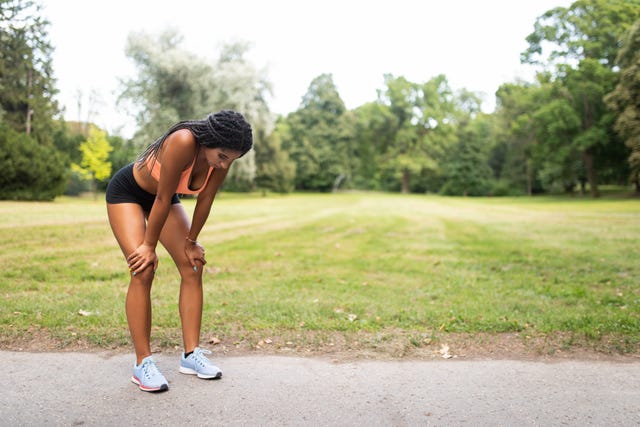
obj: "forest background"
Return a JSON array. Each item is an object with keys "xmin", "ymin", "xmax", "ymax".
[{"xmin": 1, "ymin": 0, "xmax": 640, "ymax": 200}]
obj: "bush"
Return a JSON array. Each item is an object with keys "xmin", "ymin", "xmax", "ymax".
[
  {"xmin": 488, "ymin": 180, "xmax": 527, "ymax": 197},
  {"xmin": 64, "ymin": 169, "xmax": 92, "ymax": 196},
  {"xmin": 439, "ymin": 179, "xmax": 491, "ymax": 197},
  {"xmin": 0, "ymin": 125, "xmax": 67, "ymax": 200}
]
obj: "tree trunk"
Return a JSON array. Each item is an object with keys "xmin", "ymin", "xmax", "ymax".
[
  {"xmin": 401, "ymin": 169, "xmax": 410, "ymax": 194},
  {"xmin": 526, "ymin": 159, "xmax": 533, "ymax": 196},
  {"xmin": 25, "ymin": 68, "xmax": 33, "ymax": 135},
  {"xmin": 582, "ymin": 151, "xmax": 600, "ymax": 198},
  {"xmin": 25, "ymin": 108, "xmax": 33, "ymax": 135},
  {"xmin": 579, "ymin": 179, "xmax": 586, "ymax": 196},
  {"xmin": 580, "ymin": 95, "xmax": 600, "ymax": 198}
]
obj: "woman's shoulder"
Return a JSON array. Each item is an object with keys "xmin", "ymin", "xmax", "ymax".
[
  {"xmin": 161, "ymin": 129, "xmax": 197, "ymax": 166},
  {"xmin": 166, "ymin": 128, "xmax": 196, "ymax": 146}
]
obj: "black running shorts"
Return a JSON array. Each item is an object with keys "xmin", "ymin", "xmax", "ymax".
[{"xmin": 105, "ymin": 163, "xmax": 180, "ymax": 212}]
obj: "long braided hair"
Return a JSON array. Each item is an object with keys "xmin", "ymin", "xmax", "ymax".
[{"xmin": 136, "ymin": 110, "xmax": 253, "ymax": 168}]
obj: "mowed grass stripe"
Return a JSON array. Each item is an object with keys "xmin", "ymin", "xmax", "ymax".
[{"xmin": 0, "ymin": 192, "xmax": 638, "ymax": 354}]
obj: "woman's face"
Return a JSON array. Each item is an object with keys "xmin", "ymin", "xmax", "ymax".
[{"xmin": 203, "ymin": 147, "xmax": 243, "ymax": 169}]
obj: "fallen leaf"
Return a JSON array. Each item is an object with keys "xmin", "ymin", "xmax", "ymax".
[
  {"xmin": 439, "ymin": 344, "xmax": 452, "ymax": 359},
  {"xmin": 348, "ymin": 313, "xmax": 358, "ymax": 322},
  {"xmin": 78, "ymin": 309, "xmax": 92, "ymax": 316}
]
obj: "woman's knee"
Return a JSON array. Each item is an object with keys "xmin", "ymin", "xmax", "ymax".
[
  {"xmin": 130, "ymin": 267, "xmax": 155, "ymax": 285},
  {"xmin": 177, "ymin": 263, "xmax": 203, "ymax": 281}
]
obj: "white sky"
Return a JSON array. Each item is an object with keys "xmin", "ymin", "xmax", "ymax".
[{"xmin": 42, "ymin": 0, "xmax": 572, "ymax": 138}]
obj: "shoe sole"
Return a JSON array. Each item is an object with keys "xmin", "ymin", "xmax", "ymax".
[
  {"xmin": 131, "ymin": 375, "xmax": 169, "ymax": 392},
  {"xmin": 179, "ymin": 366, "xmax": 222, "ymax": 379}
]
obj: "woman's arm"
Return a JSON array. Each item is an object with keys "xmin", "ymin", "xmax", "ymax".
[
  {"xmin": 188, "ymin": 167, "xmax": 229, "ymax": 241},
  {"xmin": 183, "ymin": 167, "xmax": 230, "ymax": 270},
  {"xmin": 128, "ymin": 130, "xmax": 195, "ymax": 274},
  {"xmin": 145, "ymin": 130, "xmax": 195, "ymax": 246}
]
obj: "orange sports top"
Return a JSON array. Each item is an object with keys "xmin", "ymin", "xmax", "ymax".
[{"xmin": 145, "ymin": 154, "xmax": 214, "ymax": 195}]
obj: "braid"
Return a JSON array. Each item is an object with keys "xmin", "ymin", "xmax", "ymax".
[
  {"xmin": 202, "ymin": 110, "xmax": 253, "ymax": 155},
  {"xmin": 136, "ymin": 110, "xmax": 253, "ymax": 168}
]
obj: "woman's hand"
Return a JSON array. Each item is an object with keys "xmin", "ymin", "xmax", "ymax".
[
  {"xmin": 185, "ymin": 240, "xmax": 207, "ymax": 272},
  {"xmin": 127, "ymin": 243, "xmax": 158, "ymax": 275}
]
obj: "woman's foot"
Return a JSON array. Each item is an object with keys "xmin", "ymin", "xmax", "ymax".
[
  {"xmin": 131, "ymin": 356, "xmax": 169, "ymax": 392},
  {"xmin": 179, "ymin": 347, "xmax": 222, "ymax": 379}
]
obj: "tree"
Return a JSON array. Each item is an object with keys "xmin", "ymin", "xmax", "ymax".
[
  {"xmin": 440, "ymin": 94, "xmax": 493, "ymax": 197},
  {"xmin": 0, "ymin": 0, "xmax": 66, "ymax": 200},
  {"xmin": 107, "ymin": 133, "xmax": 137, "ymax": 182},
  {"xmin": 350, "ymin": 101, "xmax": 398, "ymax": 190},
  {"xmin": 532, "ymin": 97, "xmax": 582, "ymax": 193},
  {"xmin": 0, "ymin": 123, "xmax": 66, "ymax": 200},
  {"xmin": 119, "ymin": 28, "xmax": 216, "ymax": 149},
  {"xmin": 522, "ymin": 0, "xmax": 640, "ymax": 69},
  {"xmin": 280, "ymin": 74, "xmax": 348, "ymax": 192},
  {"xmin": 521, "ymin": 0, "xmax": 640, "ymax": 197},
  {"xmin": 605, "ymin": 20, "xmax": 640, "ymax": 192},
  {"xmin": 378, "ymin": 74, "xmax": 456, "ymax": 193},
  {"xmin": 493, "ymin": 80, "xmax": 546, "ymax": 195},
  {"xmin": 0, "ymin": 0, "xmax": 60, "ymax": 144},
  {"xmin": 71, "ymin": 126, "xmax": 113, "ymax": 195},
  {"xmin": 555, "ymin": 59, "xmax": 617, "ymax": 197},
  {"xmin": 254, "ymin": 118, "xmax": 296, "ymax": 193},
  {"xmin": 118, "ymin": 32, "xmax": 272, "ymax": 190},
  {"xmin": 209, "ymin": 41, "xmax": 273, "ymax": 192}
]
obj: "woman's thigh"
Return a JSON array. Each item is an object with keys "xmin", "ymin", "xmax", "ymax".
[
  {"xmin": 159, "ymin": 203, "xmax": 194, "ymax": 272},
  {"xmin": 107, "ymin": 202, "xmax": 147, "ymax": 259}
]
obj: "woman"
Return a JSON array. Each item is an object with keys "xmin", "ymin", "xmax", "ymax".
[{"xmin": 105, "ymin": 110, "xmax": 253, "ymax": 392}]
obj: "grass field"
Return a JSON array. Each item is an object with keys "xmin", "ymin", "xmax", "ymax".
[{"xmin": 1, "ymin": 192, "xmax": 639, "ymax": 358}]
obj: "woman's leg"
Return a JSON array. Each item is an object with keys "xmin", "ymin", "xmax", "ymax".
[
  {"xmin": 159, "ymin": 203, "xmax": 203, "ymax": 353},
  {"xmin": 107, "ymin": 202, "xmax": 154, "ymax": 365}
]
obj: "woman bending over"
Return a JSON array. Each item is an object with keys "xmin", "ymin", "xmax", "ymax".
[{"xmin": 105, "ymin": 110, "xmax": 252, "ymax": 392}]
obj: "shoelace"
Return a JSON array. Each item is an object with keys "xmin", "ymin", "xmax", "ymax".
[
  {"xmin": 142, "ymin": 359, "xmax": 161, "ymax": 380},
  {"xmin": 193, "ymin": 348, "xmax": 212, "ymax": 367}
]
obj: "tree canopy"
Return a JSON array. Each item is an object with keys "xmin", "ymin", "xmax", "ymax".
[{"xmin": 2, "ymin": 0, "xmax": 640, "ymax": 199}]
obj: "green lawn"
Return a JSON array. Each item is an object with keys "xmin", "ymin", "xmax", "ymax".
[{"xmin": 1, "ymin": 192, "xmax": 638, "ymax": 357}]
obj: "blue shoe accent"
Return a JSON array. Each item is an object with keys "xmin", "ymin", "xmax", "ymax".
[
  {"xmin": 131, "ymin": 356, "xmax": 169, "ymax": 392},
  {"xmin": 179, "ymin": 347, "xmax": 222, "ymax": 379}
]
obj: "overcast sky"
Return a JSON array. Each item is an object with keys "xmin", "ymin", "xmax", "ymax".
[{"xmin": 42, "ymin": 0, "xmax": 572, "ymax": 137}]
